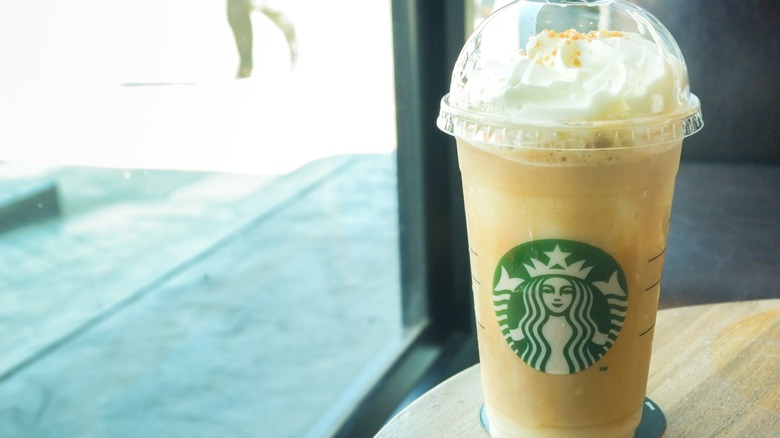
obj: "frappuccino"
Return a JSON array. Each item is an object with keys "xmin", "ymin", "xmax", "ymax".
[{"xmin": 438, "ymin": 2, "xmax": 703, "ymax": 437}]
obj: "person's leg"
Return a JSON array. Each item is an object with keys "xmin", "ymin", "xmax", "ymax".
[
  {"xmin": 227, "ymin": 0, "xmax": 253, "ymax": 78},
  {"xmin": 259, "ymin": 6, "xmax": 298, "ymax": 69}
]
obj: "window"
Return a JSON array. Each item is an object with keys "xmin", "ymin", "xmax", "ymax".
[
  {"xmin": 334, "ymin": 1, "xmax": 480, "ymax": 435},
  {"xmin": 1, "ymin": 1, "xmax": 478, "ymax": 436}
]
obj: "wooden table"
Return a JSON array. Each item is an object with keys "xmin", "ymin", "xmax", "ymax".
[{"xmin": 377, "ymin": 299, "xmax": 780, "ymax": 437}]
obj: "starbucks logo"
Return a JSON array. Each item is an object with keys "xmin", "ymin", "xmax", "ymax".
[{"xmin": 493, "ymin": 239, "xmax": 628, "ymax": 374}]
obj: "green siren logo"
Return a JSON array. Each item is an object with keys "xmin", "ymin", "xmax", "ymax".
[{"xmin": 493, "ymin": 239, "xmax": 628, "ymax": 374}]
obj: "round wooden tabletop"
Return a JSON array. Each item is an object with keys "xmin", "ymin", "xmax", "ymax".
[{"xmin": 377, "ymin": 299, "xmax": 780, "ymax": 437}]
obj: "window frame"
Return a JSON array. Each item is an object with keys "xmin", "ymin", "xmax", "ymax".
[{"xmin": 333, "ymin": 1, "xmax": 478, "ymax": 436}]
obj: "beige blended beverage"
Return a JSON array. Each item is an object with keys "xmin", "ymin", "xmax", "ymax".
[{"xmin": 438, "ymin": 1, "xmax": 703, "ymax": 437}]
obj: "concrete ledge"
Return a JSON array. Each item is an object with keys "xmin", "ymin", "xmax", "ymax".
[{"xmin": 0, "ymin": 179, "xmax": 60, "ymax": 233}]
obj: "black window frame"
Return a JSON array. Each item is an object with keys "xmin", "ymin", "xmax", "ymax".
[{"xmin": 334, "ymin": 1, "xmax": 478, "ymax": 436}]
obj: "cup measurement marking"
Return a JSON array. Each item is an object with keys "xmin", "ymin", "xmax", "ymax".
[
  {"xmin": 644, "ymin": 247, "xmax": 666, "ymax": 291},
  {"xmin": 638, "ymin": 247, "xmax": 667, "ymax": 337},
  {"xmin": 639, "ymin": 323, "xmax": 655, "ymax": 337},
  {"xmin": 471, "ymin": 246, "xmax": 487, "ymax": 330}
]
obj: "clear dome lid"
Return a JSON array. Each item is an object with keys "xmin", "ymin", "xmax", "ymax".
[{"xmin": 438, "ymin": 0, "xmax": 703, "ymax": 148}]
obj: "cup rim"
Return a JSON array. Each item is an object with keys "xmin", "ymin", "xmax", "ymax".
[{"xmin": 437, "ymin": 93, "xmax": 703, "ymax": 150}]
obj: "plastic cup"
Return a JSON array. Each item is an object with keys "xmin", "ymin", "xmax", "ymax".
[{"xmin": 437, "ymin": 1, "xmax": 702, "ymax": 437}]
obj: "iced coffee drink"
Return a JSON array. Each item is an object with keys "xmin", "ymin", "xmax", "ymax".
[{"xmin": 438, "ymin": 2, "xmax": 703, "ymax": 437}]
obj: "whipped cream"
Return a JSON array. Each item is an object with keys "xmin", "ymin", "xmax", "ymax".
[{"xmin": 458, "ymin": 29, "xmax": 689, "ymax": 123}]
